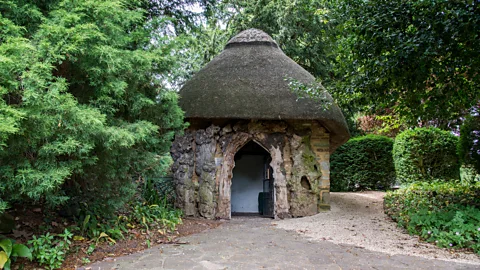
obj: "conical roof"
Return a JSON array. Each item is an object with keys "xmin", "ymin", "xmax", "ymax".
[{"xmin": 179, "ymin": 29, "xmax": 349, "ymax": 151}]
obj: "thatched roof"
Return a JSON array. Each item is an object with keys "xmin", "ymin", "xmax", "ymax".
[{"xmin": 179, "ymin": 29, "xmax": 349, "ymax": 151}]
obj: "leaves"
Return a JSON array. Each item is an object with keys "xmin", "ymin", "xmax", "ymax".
[
  {"xmin": 0, "ymin": 251, "xmax": 8, "ymax": 268},
  {"xmin": 0, "ymin": 0, "xmax": 186, "ymax": 216},
  {"xmin": 0, "ymin": 238, "xmax": 31, "ymax": 269},
  {"xmin": 385, "ymin": 181, "xmax": 480, "ymax": 253},
  {"xmin": 331, "ymin": 135, "xmax": 395, "ymax": 191},
  {"xmin": 458, "ymin": 112, "xmax": 480, "ymax": 174},
  {"xmin": 29, "ymin": 229, "xmax": 73, "ymax": 269},
  {"xmin": 11, "ymin": 244, "xmax": 32, "ymax": 260},
  {"xmin": 0, "ymin": 239, "xmax": 12, "ymax": 257},
  {"xmin": 96, "ymin": 232, "xmax": 116, "ymax": 245},
  {"xmin": 328, "ymin": 0, "xmax": 480, "ymax": 126},
  {"xmin": 393, "ymin": 128, "xmax": 460, "ymax": 184}
]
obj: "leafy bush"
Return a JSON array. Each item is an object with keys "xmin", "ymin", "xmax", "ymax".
[
  {"xmin": 384, "ymin": 181, "xmax": 480, "ymax": 253},
  {"xmin": 0, "ymin": 238, "xmax": 32, "ymax": 270},
  {"xmin": 28, "ymin": 229, "xmax": 73, "ymax": 270},
  {"xmin": 393, "ymin": 128, "xmax": 459, "ymax": 184},
  {"xmin": 0, "ymin": 0, "xmax": 185, "ymax": 216},
  {"xmin": 330, "ymin": 135, "xmax": 395, "ymax": 191},
  {"xmin": 458, "ymin": 114, "xmax": 480, "ymax": 174}
]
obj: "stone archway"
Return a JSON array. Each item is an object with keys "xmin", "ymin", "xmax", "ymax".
[
  {"xmin": 230, "ymin": 140, "xmax": 274, "ymax": 216},
  {"xmin": 216, "ymin": 130, "xmax": 289, "ymax": 219}
]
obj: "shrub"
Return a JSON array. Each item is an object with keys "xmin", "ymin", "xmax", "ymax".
[
  {"xmin": 0, "ymin": 0, "xmax": 185, "ymax": 218},
  {"xmin": 330, "ymin": 135, "xmax": 395, "ymax": 191},
  {"xmin": 28, "ymin": 229, "xmax": 73, "ymax": 270},
  {"xmin": 384, "ymin": 181, "xmax": 480, "ymax": 253},
  {"xmin": 393, "ymin": 127, "xmax": 459, "ymax": 184},
  {"xmin": 458, "ymin": 114, "xmax": 480, "ymax": 174}
]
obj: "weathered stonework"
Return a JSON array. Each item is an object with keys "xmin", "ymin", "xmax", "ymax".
[
  {"xmin": 310, "ymin": 123, "xmax": 331, "ymax": 210},
  {"xmin": 171, "ymin": 120, "xmax": 332, "ymax": 219}
]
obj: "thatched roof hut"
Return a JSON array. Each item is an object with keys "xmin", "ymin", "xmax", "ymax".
[{"xmin": 172, "ymin": 29, "xmax": 350, "ymax": 219}]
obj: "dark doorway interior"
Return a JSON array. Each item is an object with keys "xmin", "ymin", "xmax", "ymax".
[{"xmin": 231, "ymin": 141, "xmax": 273, "ymax": 217}]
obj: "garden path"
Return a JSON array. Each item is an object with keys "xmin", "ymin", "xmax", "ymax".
[{"xmin": 87, "ymin": 192, "xmax": 480, "ymax": 270}]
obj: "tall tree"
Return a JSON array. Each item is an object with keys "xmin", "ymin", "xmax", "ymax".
[
  {"xmin": 328, "ymin": 0, "xmax": 480, "ymax": 127},
  {"xmin": 0, "ymin": 0, "xmax": 190, "ymax": 215}
]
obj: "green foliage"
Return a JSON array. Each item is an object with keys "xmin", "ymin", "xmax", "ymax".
[
  {"xmin": 458, "ymin": 113, "xmax": 480, "ymax": 174},
  {"xmin": 330, "ymin": 135, "xmax": 395, "ymax": 191},
  {"xmin": 142, "ymin": 176, "xmax": 176, "ymax": 206},
  {"xmin": 393, "ymin": 128, "xmax": 460, "ymax": 184},
  {"xmin": 0, "ymin": 237, "xmax": 32, "ymax": 270},
  {"xmin": 130, "ymin": 201, "xmax": 182, "ymax": 232},
  {"xmin": 78, "ymin": 214, "xmax": 125, "ymax": 244},
  {"xmin": 81, "ymin": 257, "xmax": 91, "ymax": 265},
  {"xmin": 0, "ymin": 0, "xmax": 185, "ymax": 216},
  {"xmin": 285, "ymin": 77, "xmax": 333, "ymax": 110},
  {"xmin": 384, "ymin": 181, "xmax": 480, "ymax": 253},
  {"xmin": 329, "ymin": 0, "xmax": 480, "ymax": 126},
  {"xmin": 77, "ymin": 198, "xmax": 181, "ymax": 245},
  {"xmin": 28, "ymin": 229, "xmax": 73, "ymax": 270}
]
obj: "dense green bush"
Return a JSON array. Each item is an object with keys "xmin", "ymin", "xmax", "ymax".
[
  {"xmin": 0, "ymin": 1, "xmax": 185, "ymax": 215},
  {"xmin": 458, "ymin": 114, "xmax": 480, "ymax": 174},
  {"xmin": 393, "ymin": 128, "xmax": 459, "ymax": 184},
  {"xmin": 384, "ymin": 181, "xmax": 480, "ymax": 253},
  {"xmin": 330, "ymin": 135, "xmax": 395, "ymax": 191}
]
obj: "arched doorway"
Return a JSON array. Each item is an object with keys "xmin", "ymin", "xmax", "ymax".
[{"xmin": 231, "ymin": 140, "xmax": 274, "ymax": 217}]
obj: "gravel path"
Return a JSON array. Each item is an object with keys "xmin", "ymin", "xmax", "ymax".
[{"xmin": 274, "ymin": 191, "xmax": 480, "ymax": 265}]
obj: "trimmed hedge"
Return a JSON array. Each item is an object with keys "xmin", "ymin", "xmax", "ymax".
[
  {"xmin": 384, "ymin": 181, "xmax": 480, "ymax": 253},
  {"xmin": 330, "ymin": 135, "xmax": 395, "ymax": 191},
  {"xmin": 458, "ymin": 114, "xmax": 480, "ymax": 174},
  {"xmin": 393, "ymin": 128, "xmax": 459, "ymax": 184}
]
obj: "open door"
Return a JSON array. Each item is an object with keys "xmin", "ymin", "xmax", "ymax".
[{"xmin": 231, "ymin": 141, "xmax": 274, "ymax": 217}]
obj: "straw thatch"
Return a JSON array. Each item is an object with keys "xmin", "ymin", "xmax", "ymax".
[{"xmin": 179, "ymin": 29, "xmax": 349, "ymax": 150}]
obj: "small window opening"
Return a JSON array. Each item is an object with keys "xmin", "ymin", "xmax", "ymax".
[{"xmin": 301, "ymin": 176, "xmax": 311, "ymax": 190}]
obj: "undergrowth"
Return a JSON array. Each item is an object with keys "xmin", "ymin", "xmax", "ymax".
[
  {"xmin": 384, "ymin": 181, "xmax": 480, "ymax": 253},
  {"xmin": 26, "ymin": 177, "xmax": 182, "ymax": 269}
]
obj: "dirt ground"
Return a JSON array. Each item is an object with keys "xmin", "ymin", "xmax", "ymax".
[{"xmin": 275, "ymin": 191, "xmax": 480, "ymax": 265}]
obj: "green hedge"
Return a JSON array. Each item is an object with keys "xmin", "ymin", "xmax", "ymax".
[
  {"xmin": 458, "ymin": 114, "xmax": 480, "ymax": 174},
  {"xmin": 384, "ymin": 181, "xmax": 480, "ymax": 253},
  {"xmin": 393, "ymin": 127, "xmax": 459, "ymax": 184},
  {"xmin": 330, "ymin": 135, "xmax": 395, "ymax": 191}
]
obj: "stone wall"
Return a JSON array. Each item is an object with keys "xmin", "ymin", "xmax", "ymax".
[{"xmin": 171, "ymin": 120, "xmax": 331, "ymax": 219}]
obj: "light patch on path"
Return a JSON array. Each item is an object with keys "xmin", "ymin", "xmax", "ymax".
[{"xmin": 274, "ymin": 191, "xmax": 480, "ymax": 265}]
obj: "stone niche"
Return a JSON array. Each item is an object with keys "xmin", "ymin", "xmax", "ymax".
[{"xmin": 171, "ymin": 119, "xmax": 331, "ymax": 219}]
